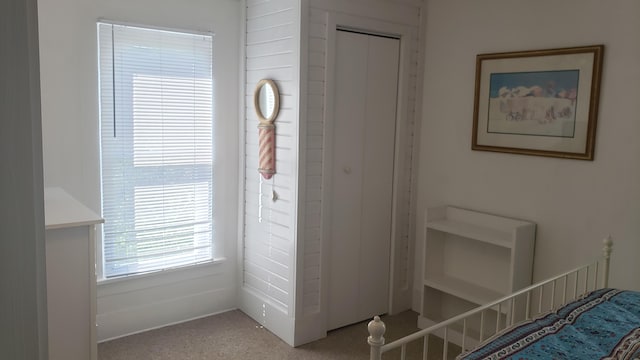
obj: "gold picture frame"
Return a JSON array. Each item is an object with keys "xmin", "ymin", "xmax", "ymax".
[{"xmin": 472, "ymin": 45, "xmax": 604, "ymax": 160}]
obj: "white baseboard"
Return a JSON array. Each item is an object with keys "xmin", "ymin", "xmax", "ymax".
[
  {"xmin": 239, "ymin": 286, "xmax": 295, "ymax": 346},
  {"xmin": 97, "ymin": 286, "xmax": 236, "ymax": 342},
  {"xmin": 293, "ymin": 309, "xmax": 326, "ymax": 346}
]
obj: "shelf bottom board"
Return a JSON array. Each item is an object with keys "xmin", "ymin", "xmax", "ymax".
[
  {"xmin": 417, "ymin": 316, "xmax": 480, "ymax": 350},
  {"xmin": 423, "ymin": 274, "xmax": 505, "ymax": 306}
]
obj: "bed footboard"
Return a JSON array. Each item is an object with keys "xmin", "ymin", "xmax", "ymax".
[{"xmin": 368, "ymin": 236, "xmax": 613, "ymax": 360}]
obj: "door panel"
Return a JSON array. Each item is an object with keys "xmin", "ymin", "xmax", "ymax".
[
  {"xmin": 358, "ymin": 34, "xmax": 399, "ymax": 321},
  {"xmin": 328, "ymin": 30, "xmax": 400, "ymax": 330}
]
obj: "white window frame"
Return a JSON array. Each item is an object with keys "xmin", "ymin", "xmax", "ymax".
[{"xmin": 97, "ymin": 21, "xmax": 221, "ymax": 280}]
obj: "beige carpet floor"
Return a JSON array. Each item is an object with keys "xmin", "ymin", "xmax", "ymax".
[{"xmin": 98, "ymin": 310, "xmax": 461, "ymax": 360}]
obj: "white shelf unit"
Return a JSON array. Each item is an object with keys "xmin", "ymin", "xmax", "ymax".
[{"xmin": 418, "ymin": 206, "xmax": 535, "ymax": 346}]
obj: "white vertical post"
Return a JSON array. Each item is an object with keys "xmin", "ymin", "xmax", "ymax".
[
  {"xmin": 584, "ymin": 267, "xmax": 589, "ymax": 293},
  {"xmin": 422, "ymin": 335, "xmax": 429, "ymax": 360},
  {"xmin": 602, "ymin": 236, "xmax": 613, "ymax": 288},
  {"xmin": 462, "ymin": 318, "xmax": 467, "ymax": 351},
  {"xmin": 442, "ymin": 327, "xmax": 448, "ymax": 360},
  {"xmin": 538, "ymin": 286, "xmax": 544, "ymax": 313},
  {"xmin": 510, "ymin": 298, "xmax": 516, "ymax": 326},
  {"xmin": 550, "ymin": 280, "xmax": 556, "ymax": 310},
  {"xmin": 479, "ymin": 311, "xmax": 485, "ymax": 341},
  {"xmin": 368, "ymin": 316, "xmax": 386, "ymax": 360}
]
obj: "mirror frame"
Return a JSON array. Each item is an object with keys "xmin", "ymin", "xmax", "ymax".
[{"xmin": 253, "ymin": 79, "xmax": 280, "ymax": 123}]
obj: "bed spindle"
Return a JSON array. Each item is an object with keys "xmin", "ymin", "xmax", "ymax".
[
  {"xmin": 602, "ymin": 236, "xmax": 612, "ymax": 288},
  {"xmin": 462, "ymin": 318, "xmax": 467, "ymax": 350},
  {"xmin": 422, "ymin": 335, "xmax": 429, "ymax": 360},
  {"xmin": 479, "ymin": 311, "xmax": 485, "ymax": 341},
  {"xmin": 401, "ymin": 344, "xmax": 406, "ymax": 360},
  {"xmin": 510, "ymin": 298, "xmax": 516, "ymax": 326},
  {"xmin": 593, "ymin": 261, "xmax": 599, "ymax": 290},
  {"xmin": 525, "ymin": 291, "xmax": 531, "ymax": 320},
  {"xmin": 442, "ymin": 327, "xmax": 448, "ymax": 360},
  {"xmin": 584, "ymin": 266, "xmax": 590, "ymax": 293},
  {"xmin": 550, "ymin": 280, "xmax": 556, "ymax": 310},
  {"xmin": 538, "ymin": 286, "xmax": 544, "ymax": 313},
  {"xmin": 496, "ymin": 304, "xmax": 501, "ymax": 332},
  {"xmin": 573, "ymin": 271, "xmax": 579, "ymax": 299},
  {"xmin": 562, "ymin": 275, "xmax": 568, "ymax": 305}
]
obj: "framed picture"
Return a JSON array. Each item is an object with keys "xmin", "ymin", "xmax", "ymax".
[{"xmin": 472, "ymin": 45, "xmax": 604, "ymax": 160}]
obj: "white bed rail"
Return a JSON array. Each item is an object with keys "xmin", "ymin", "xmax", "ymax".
[{"xmin": 368, "ymin": 236, "xmax": 613, "ymax": 360}]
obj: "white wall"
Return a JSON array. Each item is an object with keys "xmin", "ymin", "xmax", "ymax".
[
  {"xmin": 37, "ymin": 0, "xmax": 241, "ymax": 340},
  {"xmin": 0, "ymin": 0, "xmax": 48, "ymax": 357},
  {"xmin": 414, "ymin": 0, "xmax": 640, "ymax": 308}
]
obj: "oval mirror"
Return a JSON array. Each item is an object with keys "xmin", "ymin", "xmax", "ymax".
[{"xmin": 254, "ymin": 79, "xmax": 280, "ymax": 123}]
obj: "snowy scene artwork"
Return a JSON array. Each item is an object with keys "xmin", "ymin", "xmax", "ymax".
[
  {"xmin": 472, "ymin": 45, "xmax": 604, "ymax": 160},
  {"xmin": 488, "ymin": 70, "xmax": 579, "ymax": 137}
]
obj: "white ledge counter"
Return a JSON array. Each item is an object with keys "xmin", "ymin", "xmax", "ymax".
[
  {"xmin": 45, "ymin": 187, "xmax": 103, "ymax": 230},
  {"xmin": 44, "ymin": 187, "xmax": 103, "ymax": 360}
]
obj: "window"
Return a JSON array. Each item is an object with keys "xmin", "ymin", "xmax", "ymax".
[{"xmin": 98, "ymin": 22, "xmax": 215, "ymax": 278}]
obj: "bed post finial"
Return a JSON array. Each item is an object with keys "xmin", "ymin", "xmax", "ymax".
[
  {"xmin": 368, "ymin": 316, "xmax": 386, "ymax": 360},
  {"xmin": 602, "ymin": 236, "xmax": 613, "ymax": 288}
]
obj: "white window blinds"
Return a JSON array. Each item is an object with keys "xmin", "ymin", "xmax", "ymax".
[{"xmin": 98, "ymin": 22, "xmax": 215, "ymax": 278}]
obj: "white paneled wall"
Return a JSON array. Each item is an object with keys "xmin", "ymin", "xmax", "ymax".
[
  {"xmin": 241, "ymin": 0, "xmax": 300, "ymax": 346},
  {"xmin": 241, "ymin": 0, "xmax": 425, "ymax": 346},
  {"xmin": 301, "ymin": 7, "xmax": 327, "ymax": 317}
]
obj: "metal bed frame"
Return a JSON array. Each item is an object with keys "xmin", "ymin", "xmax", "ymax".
[{"xmin": 367, "ymin": 237, "xmax": 613, "ymax": 360}]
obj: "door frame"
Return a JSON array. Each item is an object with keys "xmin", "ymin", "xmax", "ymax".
[{"xmin": 321, "ymin": 12, "xmax": 415, "ymax": 329}]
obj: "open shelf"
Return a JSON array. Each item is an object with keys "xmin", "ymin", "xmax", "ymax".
[
  {"xmin": 424, "ymin": 273, "xmax": 504, "ymax": 307},
  {"xmin": 426, "ymin": 219, "xmax": 512, "ymax": 249}
]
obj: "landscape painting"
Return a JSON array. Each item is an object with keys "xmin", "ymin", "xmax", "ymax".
[{"xmin": 487, "ymin": 70, "xmax": 579, "ymax": 138}]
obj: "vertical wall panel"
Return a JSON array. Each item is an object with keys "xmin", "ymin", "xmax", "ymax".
[
  {"xmin": 301, "ymin": 7, "xmax": 328, "ymax": 316},
  {"xmin": 241, "ymin": 0, "xmax": 300, "ymax": 345}
]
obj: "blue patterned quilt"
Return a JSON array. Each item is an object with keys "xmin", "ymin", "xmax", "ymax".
[{"xmin": 457, "ymin": 289, "xmax": 640, "ymax": 360}]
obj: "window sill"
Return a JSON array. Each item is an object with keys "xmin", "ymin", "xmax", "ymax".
[{"xmin": 98, "ymin": 257, "xmax": 227, "ymax": 288}]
